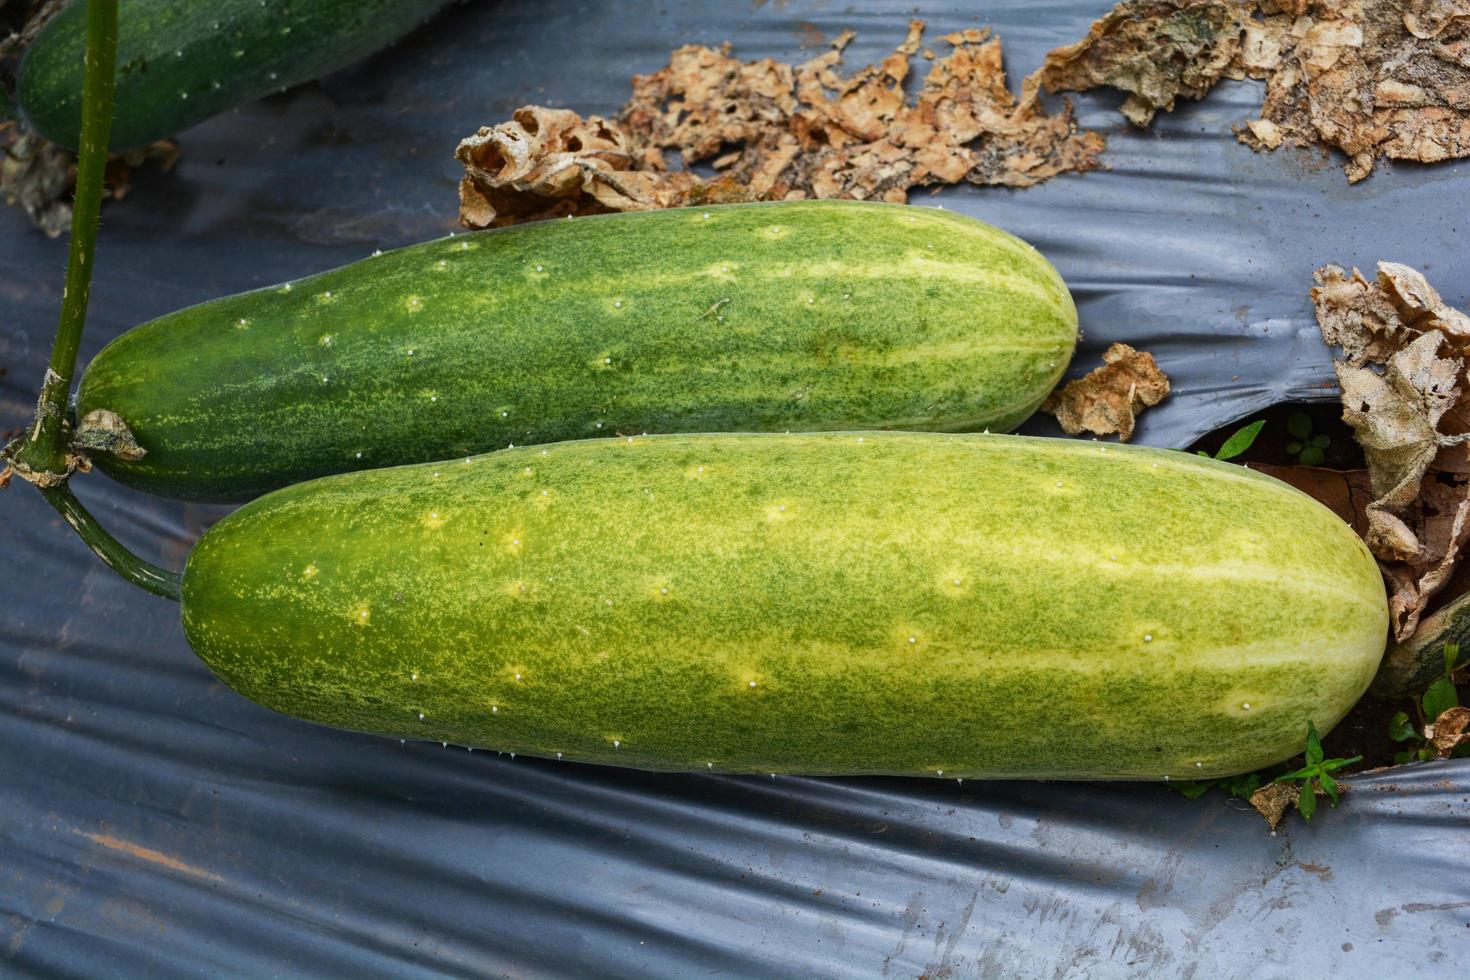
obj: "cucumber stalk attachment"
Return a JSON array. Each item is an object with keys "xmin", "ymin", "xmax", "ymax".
[{"xmin": 3, "ymin": 0, "xmax": 181, "ymax": 601}]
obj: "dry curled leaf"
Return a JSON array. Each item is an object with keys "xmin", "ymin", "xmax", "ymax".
[
  {"xmin": 2, "ymin": 0, "xmax": 176, "ymax": 233},
  {"xmin": 1425, "ymin": 705, "xmax": 1470, "ymax": 756},
  {"xmin": 0, "ymin": 123, "xmax": 180, "ymax": 237},
  {"xmin": 72, "ymin": 408, "xmax": 147, "ymax": 461},
  {"xmin": 1035, "ymin": 0, "xmax": 1250, "ymax": 127},
  {"xmin": 1313, "ymin": 262, "xmax": 1470, "ymax": 640},
  {"xmin": 1248, "ymin": 781, "xmax": 1299, "ymax": 831},
  {"xmin": 0, "ymin": 127, "xmax": 73, "ymax": 236},
  {"xmin": 1039, "ymin": 0, "xmax": 1470, "ymax": 183},
  {"xmin": 1040, "ymin": 343, "xmax": 1171, "ymax": 441},
  {"xmin": 457, "ymin": 21, "xmax": 1104, "ymax": 228}
]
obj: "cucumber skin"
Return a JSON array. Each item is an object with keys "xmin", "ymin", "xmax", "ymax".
[
  {"xmin": 180, "ymin": 432, "xmax": 1389, "ymax": 780},
  {"xmin": 77, "ymin": 201, "xmax": 1078, "ymax": 501},
  {"xmin": 18, "ymin": 0, "xmax": 454, "ymax": 150}
]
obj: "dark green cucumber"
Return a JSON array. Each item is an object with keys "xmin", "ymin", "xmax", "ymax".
[
  {"xmin": 77, "ymin": 201, "xmax": 1078, "ymax": 501},
  {"xmin": 180, "ymin": 432, "xmax": 1389, "ymax": 780},
  {"xmin": 18, "ymin": 0, "xmax": 454, "ymax": 149}
]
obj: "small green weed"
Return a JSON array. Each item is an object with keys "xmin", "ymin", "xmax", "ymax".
[
  {"xmin": 1273, "ymin": 721, "xmax": 1360, "ymax": 821},
  {"xmin": 1171, "ymin": 771, "xmax": 1262, "ymax": 800},
  {"xmin": 1199, "ymin": 419, "xmax": 1265, "ymax": 461},
  {"xmin": 1390, "ymin": 642, "xmax": 1464, "ymax": 763},
  {"xmin": 1286, "ymin": 411, "xmax": 1330, "ymax": 465}
]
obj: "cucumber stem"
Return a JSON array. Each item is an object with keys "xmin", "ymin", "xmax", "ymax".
[
  {"xmin": 38, "ymin": 484, "xmax": 183, "ymax": 601},
  {"xmin": 9, "ymin": 0, "xmax": 117, "ymax": 479},
  {"xmin": 1, "ymin": 2, "xmax": 178, "ymax": 601}
]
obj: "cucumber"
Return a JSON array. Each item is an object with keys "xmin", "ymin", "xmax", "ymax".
[
  {"xmin": 18, "ymin": 0, "xmax": 455, "ymax": 150},
  {"xmin": 180, "ymin": 432, "xmax": 1388, "ymax": 779},
  {"xmin": 77, "ymin": 201, "xmax": 1078, "ymax": 501}
]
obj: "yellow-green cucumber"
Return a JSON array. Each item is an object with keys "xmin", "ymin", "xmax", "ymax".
[
  {"xmin": 76, "ymin": 201, "xmax": 1078, "ymax": 501},
  {"xmin": 180, "ymin": 432, "xmax": 1389, "ymax": 779}
]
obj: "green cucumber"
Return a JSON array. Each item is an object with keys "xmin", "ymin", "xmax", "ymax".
[
  {"xmin": 77, "ymin": 201, "xmax": 1078, "ymax": 501},
  {"xmin": 18, "ymin": 0, "xmax": 455, "ymax": 150},
  {"xmin": 180, "ymin": 432, "xmax": 1388, "ymax": 779}
]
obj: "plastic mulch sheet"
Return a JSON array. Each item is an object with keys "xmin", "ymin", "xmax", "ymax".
[{"xmin": 2, "ymin": 2, "xmax": 1467, "ymax": 975}]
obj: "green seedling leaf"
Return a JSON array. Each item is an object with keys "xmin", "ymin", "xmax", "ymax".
[
  {"xmin": 1389, "ymin": 710, "xmax": 1418, "ymax": 742},
  {"xmin": 1220, "ymin": 772, "xmax": 1262, "ymax": 799},
  {"xmin": 1297, "ymin": 783, "xmax": 1317, "ymax": 821},
  {"xmin": 1283, "ymin": 412, "xmax": 1329, "ymax": 465},
  {"xmin": 1445, "ymin": 642, "xmax": 1461, "ymax": 677},
  {"xmin": 1273, "ymin": 721, "xmax": 1360, "ymax": 821},
  {"xmin": 1214, "ymin": 420, "xmax": 1265, "ymax": 461},
  {"xmin": 1318, "ymin": 754, "xmax": 1361, "ymax": 774},
  {"xmin": 1423, "ymin": 677, "xmax": 1460, "ymax": 721},
  {"xmin": 1305, "ymin": 721, "xmax": 1325, "ymax": 765},
  {"xmin": 1172, "ymin": 780, "xmax": 1212, "ymax": 798}
]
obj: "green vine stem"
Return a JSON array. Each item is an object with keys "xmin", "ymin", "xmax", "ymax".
[
  {"xmin": 3, "ymin": 1, "xmax": 181, "ymax": 601},
  {"xmin": 38, "ymin": 484, "xmax": 183, "ymax": 600},
  {"xmin": 10, "ymin": 0, "xmax": 116, "ymax": 479}
]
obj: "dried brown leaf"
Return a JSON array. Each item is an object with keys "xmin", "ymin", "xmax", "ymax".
[
  {"xmin": 1313, "ymin": 261, "xmax": 1470, "ymax": 640},
  {"xmin": 1040, "ymin": 343, "xmax": 1170, "ymax": 441},
  {"xmin": 457, "ymin": 22, "xmax": 1104, "ymax": 228},
  {"xmin": 1040, "ymin": 0, "xmax": 1470, "ymax": 183},
  {"xmin": 72, "ymin": 408, "xmax": 147, "ymax": 461},
  {"xmin": 1425, "ymin": 705, "xmax": 1470, "ymax": 756},
  {"xmin": 0, "ymin": 2, "xmax": 166, "ymax": 234},
  {"xmin": 1337, "ymin": 332, "xmax": 1461, "ymax": 516},
  {"xmin": 0, "ymin": 127, "xmax": 73, "ymax": 237},
  {"xmin": 1, "ymin": 123, "xmax": 179, "ymax": 236},
  {"xmin": 1034, "ymin": 0, "xmax": 1251, "ymax": 127},
  {"xmin": 1249, "ymin": 781, "xmax": 1299, "ymax": 831}
]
